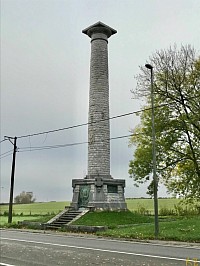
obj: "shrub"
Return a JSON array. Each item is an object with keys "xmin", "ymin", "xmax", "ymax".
[
  {"xmin": 135, "ymin": 204, "xmax": 151, "ymax": 216},
  {"xmin": 159, "ymin": 207, "xmax": 175, "ymax": 216},
  {"xmin": 174, "ymin": 203, "xmax": 199, "ymax": 216}
]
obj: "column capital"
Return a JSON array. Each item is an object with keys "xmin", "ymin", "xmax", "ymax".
[{"xmin": 82, "ymin": 21, "xmax": 117, "ymax": 39}]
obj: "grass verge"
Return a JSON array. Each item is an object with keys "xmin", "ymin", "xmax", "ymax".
[
  {"xmin": 0, "ymin": 215, "xmax": 54, "ymax": 228},
  {"xmin": 72, "ymin": 210, "xmax": 154, "ymax": 227},
  {"xmin": 96, "ymin": 216, "xmax": 200, "ymax": 242},
  {"xmin": 71, "ymin": 211, "xmax": 200, "ymax": 242},
  {"xmin": 1, "ymin": 201, "xmax": 199, "ymax": 243}
]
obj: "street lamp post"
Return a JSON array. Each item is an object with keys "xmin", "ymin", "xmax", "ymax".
[{"xmin": 145, "ymin": 64, "xmax": 159, "ymax": 238}]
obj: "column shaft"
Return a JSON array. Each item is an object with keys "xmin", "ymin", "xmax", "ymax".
[{"xmin": 88, "ymin": 35, "xmax": 110, "ymax": 177}]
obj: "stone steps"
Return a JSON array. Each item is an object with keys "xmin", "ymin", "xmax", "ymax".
[{"xmin": 43, "ymin": 208, "xmax": 87, "ymax": 230}]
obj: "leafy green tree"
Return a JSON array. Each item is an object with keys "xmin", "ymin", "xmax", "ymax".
[
  {"xmin": 129, "ymin": 45, "xmax": 200, "ymax": 200},
  {"xmin": 14, "ymin": 191, "xmax": 36, "ymax": 204}
]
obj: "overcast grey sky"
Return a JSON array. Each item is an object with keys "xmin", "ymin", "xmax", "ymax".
[{"xmin": 1, "ymin": 0, "xmax": 200, "ymax": 203}]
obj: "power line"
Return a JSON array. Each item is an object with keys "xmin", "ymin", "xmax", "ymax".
[
  {"xmin": 0, "ymin": 151, "xmax": 13, "ymax": 159},
  {"xmin": 0, "ymin": 139, "xmax": 7, "ymax": 144},
  {"xmin": 14, "ymin": 103, "xmax": 168, "ymax": 140},
  {"xmin": 4, "ymin": 95, "xmax": 197, "ymax": 141},
  {"xmin": 0, "ymin": 149, "xmax": 14, "ymax": 156},
  {"xmin": 18, "ymin": 133, "xmax": 139, "ymax": 153},
  {"xmin": 17, "ymin": 121, "xmax": 88, "ymax": 139},
  {"xmin": 18, "ymin": 141, "xmax": 88, "ymax": 152},
  {"xmin": 110, "ymin": 134, "xmax": 137, "ymax": 140}
]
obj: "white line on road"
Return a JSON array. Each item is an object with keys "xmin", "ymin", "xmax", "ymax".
[
  {"xmin": 48, "ymin": 233, "xmax": 200, "ymax": 250},
  {"xmin": 1, "ymin": 229, "xmax": 200, "ymax": 250},
  {"xmin": 0, "ymin": 263, "xmax": 16, "ymax": 266},
  {"xmin": 1, "ymin": 237, "xmax": 200, "ymax": 263}
]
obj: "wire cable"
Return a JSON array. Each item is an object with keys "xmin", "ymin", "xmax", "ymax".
[
  {"xmin": 0, "ymin": 151, "xmax": 13, "ymax": 159},
  {"xmin": 0, "ymin": 149, "xmax": 14, "ymax": 156},
  {"xmin": 5, "ymin": 95, "xmax": 198, "ymax": 140},
  {"xmin": 0, "ymin": 139, "xmax": 7, "ymax": 144},
  {"xmin": 18, "ymin": 133, "xmax": 141, "ymax": 153},
  {"xmin": 18, "ymin": 141, "xmax": 88, "ymax": 152},
  {"xmin": 15, "ymin": 103, "xmax": 168, "ymax": 140}
]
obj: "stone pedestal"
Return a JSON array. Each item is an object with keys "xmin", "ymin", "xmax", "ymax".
[
  {"xmin": 71, "ymin": 22, "xmax": 127, "ymax": 211},
  {"xmin": 71, "ymin": 177, "xmax": 126, "ymax": 210}
]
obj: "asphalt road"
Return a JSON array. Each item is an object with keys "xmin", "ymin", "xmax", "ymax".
[{"xmin": 0, "ymin": 230, "xmax": 200, "ymax": 266}]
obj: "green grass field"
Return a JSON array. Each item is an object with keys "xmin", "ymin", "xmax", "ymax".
[
  {"xmin": 0, "ymin": 198, "xmax": 180, "ymax": 216},
  {"xmin": 0, "ymin": 199, "xmax": 199, "ymax": 242},
  {"xmin": 71, "ymin": 210, "xmax": 200, "ymax": 242},
  {"xmin": 0, "ymin": 201, "xmax": 70, "ymax": 215},
  {"xmin": 95, "ymin": 216, "xmax": 200, "ymax": 242},
  {"xmin": 73, "ymin": 210, "xmax": 154, "ymax": 227},
  {"xmin": 0, "ymin": 215, "xmax": 47, "ymax": 225},
  {"xmin": 0, "ymin": 198, "xmax": 181, "ymax": 227},
  {"xmin": 0, "ymin": 198, "xmax": 178, "ymax": 226},
  {"xmin": 126, "ymin": 198, "xmax": 180, "ymax": 213}
]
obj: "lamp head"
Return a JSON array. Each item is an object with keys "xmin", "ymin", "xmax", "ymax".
[{"xmin": 145, "ymin": 64, "xmax": 153, "ymax": 70}]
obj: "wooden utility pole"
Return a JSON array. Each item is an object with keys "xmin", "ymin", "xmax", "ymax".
[{"xmin": 7, "ymin": 136, "xmax": 17, "ymax": 223}]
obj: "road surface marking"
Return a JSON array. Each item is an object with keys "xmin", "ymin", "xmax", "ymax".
[
  {"xmin": 3, "ymin": 229, "xmax": 199, "ymax": 250},
  {"xmin": 1, "ymin": 237, "xmax": 200, "ymax": 263},
  {"xmin": 47, "ymin": 233, "xmax": 200, "ymax": 250},
  {"xmin": 0, "ymin": 263, "xmax": 16, "ymax": 266}
]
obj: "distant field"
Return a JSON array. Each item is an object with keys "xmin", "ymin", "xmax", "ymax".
[
  {"xmin": 0, "ymin": 216, "xmax": 46, "ymax": 225},
  {"xmin": 0, "ymin": 198, "xmax": 180, "ymax": 215},
  {"xmin": 0, "ymin": 201, "xmax": 70, "ymax": 215},
  {"xmin": 126, "ymin": 198, "xmax": 180, "ymax": 213}
]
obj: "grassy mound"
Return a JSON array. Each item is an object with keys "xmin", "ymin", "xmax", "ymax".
[{"xmin": 72, "ymin": 210, "xmax": 154, "ymax": 228}]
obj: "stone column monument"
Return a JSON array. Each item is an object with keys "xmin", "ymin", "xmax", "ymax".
[{"xmin": 71, "ymin": 22, "xmax": 127, "ymax": 210}]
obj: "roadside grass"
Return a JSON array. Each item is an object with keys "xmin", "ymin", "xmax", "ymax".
[
  {"xmin": 0, "ymin": 198, "xmax": 180, "ymax": 216},
  {"xmin": 1, "ymin": 211, "xmax": 199, "ymax": 242},
  {"xmin": 1, "ymin": 199, "xmax": 199, "ymax": 242},
  {"xmin": 96, "ymin": 216, "xmax": 200, "ymax": 242},
  {"xmin": 0, "ymin": 215, "xmax": 54, "ymax": 227},
  {"xmin": 71, "ymin": 210, "xmax": 200, "ymax": 242},
  {"xmin": 72, "ymin": 210, "xmax": 154, "ymax": 227}
]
